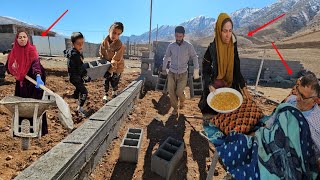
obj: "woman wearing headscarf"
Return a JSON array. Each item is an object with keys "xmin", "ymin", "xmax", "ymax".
[
  {"xmin": 6, "ymin": 28, "xmax": 48, "ymax": 135},
  {"xmin": 198, "ymin": 13, "xmax": 251, "ymax": 117}
]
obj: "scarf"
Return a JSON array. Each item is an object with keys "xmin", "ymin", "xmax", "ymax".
[
  {"xmin": 215, "ymin": 13, "xmax": 234, "ymax": 87},
  {"xmin": 7, "ymin": 32, "xmax": 38, "ymax": 82}
]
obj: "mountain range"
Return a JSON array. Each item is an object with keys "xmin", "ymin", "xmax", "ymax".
[{"xmin": 120, "ymin": 0, "xmax": 320, "ymax": 44}]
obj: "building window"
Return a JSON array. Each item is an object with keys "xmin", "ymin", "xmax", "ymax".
[{"xmin": 0, "ymin": 25, "xmax": 14, "ymax": 33}]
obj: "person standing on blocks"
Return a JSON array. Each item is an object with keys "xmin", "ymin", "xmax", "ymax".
[
  {"xmin": 99, "ymin": 22, "xmax": 126, "ymax": 103},
  {"xmin": 162, "ymin": 26, "xmax": 200, "ymax": 116}
]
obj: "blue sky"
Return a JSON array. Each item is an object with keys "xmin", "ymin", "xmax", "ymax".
[{"xmin": 1, "ymin": 0, "xmax": 276, "ymax": 43}]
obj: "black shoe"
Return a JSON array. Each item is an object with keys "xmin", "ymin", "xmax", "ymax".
[
  {"xmin": 77, "ymin": 107, "xmax": 88, "ymax": 117},
  {"xmin": 72, "ymin": 92, "xmax": 79, "ymax": 99}
]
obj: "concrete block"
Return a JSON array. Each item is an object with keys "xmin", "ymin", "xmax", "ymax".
[
  {"xmin": 84, "ymin": 59, "xmax": 111, "ymax": 81},
  {"xmin": 128, "ymin": 128, "xmax": 142, "ymax": 134},
  {"xmin": 120, "ymin": 128, "xmax": 143, "ymax": 163},
  {"xmin": 14, "ymin": 142, "xmax": 84, "ymax": 180},
  {"xmin": 106, "ymin": 96, "xmax": 128, "ymax": 107},
  {"xmin": 120, "ymin": 81, "xmax": 137, "ymax": 93},
  {"xmin": 194, "ymin": 91, "xmax": 203, "ymax": 96},
  {"xmin": 63, "ymin": 120, "xmax": 105, "ymax": 144},
  {"xmin": 156, "ymin": 74, "xmax": 168, "ymax": 93},
  {"xmin": 89, "ymin": 105, "xmax": 118, "ymax": 121},
  {"xmin": 151, "ymin": 137, "xmax": 184, "ymax": 179},
  {"xmin": 117, "ymin": 91, "xmax": 134, "ymax": 105},
  {"xmin": 189, "ymin": 76, "xmax": 203, "ymax": 98}
]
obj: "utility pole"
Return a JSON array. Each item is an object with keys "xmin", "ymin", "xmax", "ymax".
[
  {"xmin": 148, "ymin": 0, "xmax": 153, "ymax": 59},
  {"xmin": 148, "ymin": 0, "xmax": 153, "ymax": 45},
  {"xmin": 254, "ymin": 49, "xmax": 266, "ymax": 94}
]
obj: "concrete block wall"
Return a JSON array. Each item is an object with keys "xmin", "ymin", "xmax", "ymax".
[
  {"xmin": 240, "ymin": 58, "xmax": 304, "ymax": 80},
  {"xmin": 15, "ymin": 79, "xmax": 144, "ymax": 180},
  {"xmin": 119, "ymin": 128, "xmax": 143, "ymax": 163},
  {"xmin": 151, "ymin": 137, "xmax": 184, "ymax": 180},
  {"xmin": 83, "ymin": 42, "xmax": 100, "ymax": 57},
  {"xmin": 65, "ymin": 39, "xmax": 100, "ymax": 57}
]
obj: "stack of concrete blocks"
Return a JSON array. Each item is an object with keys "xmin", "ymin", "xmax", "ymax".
[
  {"xmin": 155, "ymin": 73, "xmax": 168, "ymax": 94},
  {"xmin": 119, "ymin": 128, "xmax": 143, "ymax": 163},
  {"xmin": 83, "ymin": 59, "xmax": 111, "ymax": 81},
  {"xmin": 141, "ymin": 57, "xmax": 158, "ymax": 89},
  {"xmin": 259, "ymin": 68, "xmax": 272, "ymax": 83},
  {"xmin": 151, "ymin": 137, "xmax": 184, "ymax": 180},
  {"xmin": 141, "ymin": 41, "xmax": 171, "ymax": 89},
  {"xmin": 189, "ymin": 75, "xmax": 204, "ymax": 98},
  {"xmin": 188, "ymin": 60, "xmax": 204, "ymax": 98}
]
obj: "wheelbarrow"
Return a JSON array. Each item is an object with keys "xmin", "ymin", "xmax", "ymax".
[{"xmin": 0, "ymin": 96, "xmax": 55, "ymax": 150}]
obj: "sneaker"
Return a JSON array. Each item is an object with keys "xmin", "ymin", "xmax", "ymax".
[
  {"xmin": 77, "ymin": 106, "xmax": 88, "ymax": 117},
  {"xmin": 103, "ymin": 95, "xmax": 109, "ymax": 103},
  {"xmin": 112, "ymin": 91, "xmax": 118, "ymax": 98}
]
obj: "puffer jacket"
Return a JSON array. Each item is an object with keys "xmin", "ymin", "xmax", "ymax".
[{"xmin": 99, "ymin": 36, "xmax": 125, "ymax": 73}]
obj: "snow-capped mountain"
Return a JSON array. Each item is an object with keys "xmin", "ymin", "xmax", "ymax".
[
  {"xmin": 121, "ymin": 0, "xmax": 320, "ymax": 43},
  {"xmin": 231, "ymin": 8, "xmax": 261, "ymax": 29},
  {"xmin": 282, "ymin": 0, "xmax": 320, "ymax": 33},
  {"xmin": 235, "ymin": 0, "xmax": 320, "ymax": 36},
  {"xmin": 121, "ymin": 16, "xmax": 216, "ymax": 43}
]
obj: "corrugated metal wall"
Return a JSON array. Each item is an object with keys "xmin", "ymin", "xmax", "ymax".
[
  {"xmin": 49, "ymin": 36, "xmax": 66, "ymax": 56},
  {"xmin": 32, "ymin": 36, "xmax": 66, "ymax": 56},
  {"xmin": 32, "ymin": 36, "xmax": 50, "ymax": 55}
]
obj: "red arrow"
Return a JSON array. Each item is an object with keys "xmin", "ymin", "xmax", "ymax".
[
  {"xmin": 247, "ymin": 13, "xmax": 286, "ymax": 37},
  {"xmin": 42, "ymin": 10, "xmax": 68, "ymax": 37},
  {"xmin": 271, "ymin": 42, "xmax": 292, "ymax": 75}
]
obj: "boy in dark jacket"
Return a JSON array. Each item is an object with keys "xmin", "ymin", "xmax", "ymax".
[{"xmin": 64, "ymin": 32, "xmax": 90, "ymax": 117}]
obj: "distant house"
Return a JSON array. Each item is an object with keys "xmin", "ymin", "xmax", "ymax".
[
  {"xmin": 0, "ymin": 16, "xmax": 56, "ymax": 52},
  {"xmin": 0, "ymin": 16, "xmax": 100, "ymax": 57},
  {"xmin": 0, "ymin": 16, "xmax": 56, "ymax": 36}
]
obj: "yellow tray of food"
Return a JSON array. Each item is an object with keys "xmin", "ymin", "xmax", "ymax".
[{"xmin": 206, "ymin": 88, "xmax": 243, "ymax": 113}]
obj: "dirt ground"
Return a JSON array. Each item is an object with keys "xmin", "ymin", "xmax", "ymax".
[
  {"xmin": 90, "ymin": 89, "xmax": 277, "ymax": 180},
  {"xmin": 0, "ymin": 54, "xmax": 287, "ymax": 180}
]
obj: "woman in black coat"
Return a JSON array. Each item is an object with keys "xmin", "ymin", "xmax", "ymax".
[{"xmin": 198, "ymin": 13, "xmax": 251, "ymax": 117}]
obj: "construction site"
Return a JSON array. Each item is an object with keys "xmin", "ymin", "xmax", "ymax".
[{"xmin": 1, "ymin": 0, "xmax": 320, "ymax": 179}]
